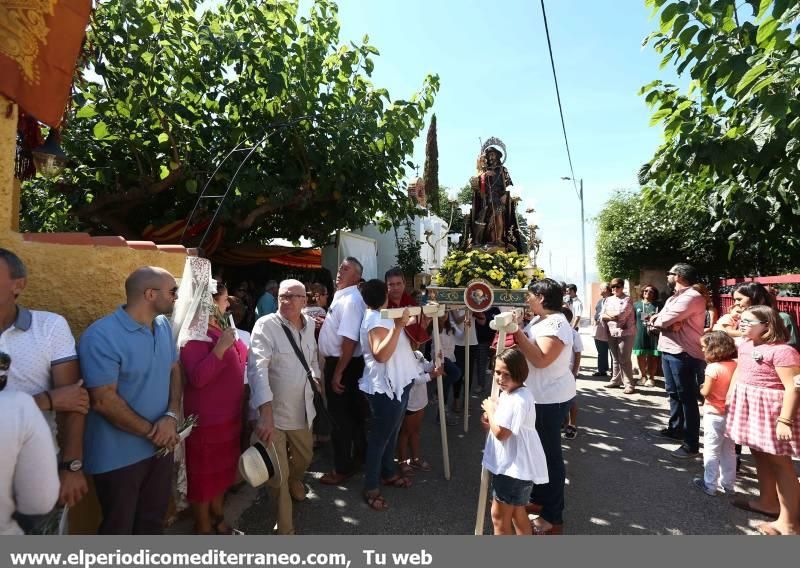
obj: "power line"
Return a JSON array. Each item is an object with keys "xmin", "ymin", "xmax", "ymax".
[{"xmin": 539, "ymin": 0, "xmax": 580, "ymax": 199}]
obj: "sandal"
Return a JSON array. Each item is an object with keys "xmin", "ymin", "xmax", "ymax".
[
  {"xmin": 364, "ymin": 491, "xmax": 389, "ymax": 511},
  {"xmin": 409, "ymin": 458, "xmax": 432, "ymax": 472},
  {"xmin": 399, "ymin": 462, "xmax": 415, "ymax": 477},
  {"xmin": 213, "ymin": 518, "xmax": 245, "ymax": 535},
  {"xmin": 381, "ymin": 475, "xmax": 412, "ymax": 488},
  {"xmin": 563, "ymin": 425, "xmax": 578, "ymax": 440},
  {"xmin": 756, "ymin": 522, "xmax": 781, "ymax": 536}
]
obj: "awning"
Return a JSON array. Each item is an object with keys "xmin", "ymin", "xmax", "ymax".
[{"xmin": 211, "ymin": 245, "xmax": 321, "ymax": 268}]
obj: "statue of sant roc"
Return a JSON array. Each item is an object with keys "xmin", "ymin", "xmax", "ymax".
[{"xmin": 466, "ymin": 137, "xmax": 522, "ymax": 251}]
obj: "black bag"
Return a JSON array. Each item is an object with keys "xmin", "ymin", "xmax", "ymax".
[{"xmin": 279, "ymin": 321, "xmax": 335, "ymax": 429}]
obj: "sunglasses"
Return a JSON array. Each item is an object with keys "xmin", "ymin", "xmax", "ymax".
[
  {"xmin": 278, "ymin": 293, "xmax": 306, "ymax": 300},
  {"xmin": 740, "ymin": 317, "xmax": 766, "ymax": 326},
  {"xmin": 611, "ymin": 285, "xmax": 622, "ymax": 289},
  {"xmin": 148, "ymin": 287, "xmax": 178, "ymax": 296}
]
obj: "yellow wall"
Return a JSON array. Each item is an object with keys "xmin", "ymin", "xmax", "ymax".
[
  {"xmin": 1, "ymin": 94, "xmax": 191, "ymax": 533},
  {"xmin": 0, "ymin": 95, "xmax": 188, "ymax": 336}
]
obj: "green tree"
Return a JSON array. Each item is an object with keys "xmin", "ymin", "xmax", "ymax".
[
  {"xmin": 22, "ymin": 0, "xmax": 438, "ymax": 248},
  {"xmin": 640, "ymin": 0, "xmax": 800, "ymax": 271},
  {"xmin": 423, "ymin": 114, "xmax": 440, "ymax": 214}
]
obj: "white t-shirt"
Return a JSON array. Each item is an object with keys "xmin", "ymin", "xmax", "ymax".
[
  {"xmin": 0, "ymin": 390, "xmax": 60, "ymax": 535},
  {"xmin": 1, "ymin": 307, "xmax": 78, "ymax": 449},
  {"xmin": 569, "ymin": 329, "xmax": 584, "ymax": 370},
  {"xmin": 449, "ymin": 310, "xmax": 478, "ymax": 346},
  {"xmin": 408, "ymin": 351, "xmax": 433, "ymax": 412},
  {"xmin": 318, "ymin": 286, "xmax": 365, "ymax": 358},
  {"xmin": 482, "ymin": 386, "xmax": 548, "ymax": 483},
  {"xmin": 439, "ymin": 330, "xmax": 457, "ymax": 361},
  {"xmin": 524, "ymin": 313, "xmax": 576, "ymax": 404},
  {"xmin": 358, "ymin": 310, "xmax": 416, "ymax": 400}
]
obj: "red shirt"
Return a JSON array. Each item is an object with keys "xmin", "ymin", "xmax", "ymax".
[{"xmin": 388, "ymin": 292, "xmax": 431, "ymax": 345}]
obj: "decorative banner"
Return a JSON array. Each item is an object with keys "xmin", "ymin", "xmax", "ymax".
[
  {"xmin": 463, "ymin": 279, "xmax": 494, "ymax": 312},
  {"xmin": 0, "ymin": 0, "xmax": 93, "ymax": 127}
]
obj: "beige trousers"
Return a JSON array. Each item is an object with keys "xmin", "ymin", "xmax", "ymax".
[
  {"xmin": 607, "ymin": 335, "xmax": 635, "ymax": 387},
  {"xmin": 269, "ymin": 428, "xmax": 313, "ymax": 535}
]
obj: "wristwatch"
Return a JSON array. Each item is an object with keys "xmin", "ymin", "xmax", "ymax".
[{"xmin": 58, "ymin": 459, "xmax": 83, "ymax": 472}]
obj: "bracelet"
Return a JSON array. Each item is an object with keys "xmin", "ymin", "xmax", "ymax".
[
  {"xmin": 44, "ymin": 390, "xmax": 54, "ymax": 411},
  {"xmin": 776, "ymin": 417, "xmax": 794, "ymax": 426},
  {"xmin": 163, "ymin": 411, "xmax": 179, "ymax": 422}
]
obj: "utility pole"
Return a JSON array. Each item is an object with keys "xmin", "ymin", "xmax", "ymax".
[{"xmin": 562, "ymin": 177, "xmax": 587, "ymax": 315}]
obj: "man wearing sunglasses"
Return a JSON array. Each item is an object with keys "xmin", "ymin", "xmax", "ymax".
[
  {"xmin": 648, "ymin": 263, "xmax": 707, "ymax": 459},
  {"xmin": 79, "ymin": 266, "xmax": 182, "ymax": 534}
]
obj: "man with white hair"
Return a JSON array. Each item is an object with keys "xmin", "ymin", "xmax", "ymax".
[{"xmin": 248, "ymin": 279, "xmax": 319, "ymax": 535}]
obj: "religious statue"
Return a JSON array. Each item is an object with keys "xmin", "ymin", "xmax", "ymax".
[{"xmin": 466, "ymin": 137, "xmax": 521, "ymax": 251}]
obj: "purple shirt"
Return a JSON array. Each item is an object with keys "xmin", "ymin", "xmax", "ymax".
[{"xmin": 653, "ymin": 287, "xmax": 706, "ymax": 360}]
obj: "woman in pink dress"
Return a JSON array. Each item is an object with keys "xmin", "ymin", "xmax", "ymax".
[
  {"xmin": 181, "ymin": 282, "xmax": 247, "ymax": 534},
  {"xmin": 727, "ymin": 305, "xmax": 800, "ymax": 535}
]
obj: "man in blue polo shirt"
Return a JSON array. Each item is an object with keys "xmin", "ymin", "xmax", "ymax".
[{"xmin": 79, "ymin": 266, "xmax": 182, "ymax": 535}]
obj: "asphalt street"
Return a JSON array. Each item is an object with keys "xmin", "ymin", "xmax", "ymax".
[{"xmin": 174, "ymin": 329, "xmax": 790, "ymax": 535}]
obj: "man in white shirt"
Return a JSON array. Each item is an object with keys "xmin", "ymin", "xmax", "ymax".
[
  {"xmin": 317, "ymin": 257, "xmax": 366, "ymax": 485},
  {"xmin": 565, "ymin": 284, "xmax": 583, "ymax": 329},
  {"xmin": 0, "ymin": 248, "xmax": 89, "ymax": 517},
  {"xmin": 249, "ymin": 279, "xmax": 319, "ymax": 535}
]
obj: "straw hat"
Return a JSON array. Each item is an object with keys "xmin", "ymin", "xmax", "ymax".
[{"xmin": 239, "ymin": 441, "xmax": 283, "ymax": 489}]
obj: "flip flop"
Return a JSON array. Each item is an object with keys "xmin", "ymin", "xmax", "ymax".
[{"xmin": 731, "ymin": 497, "xmax": 779, "ymax": 519}]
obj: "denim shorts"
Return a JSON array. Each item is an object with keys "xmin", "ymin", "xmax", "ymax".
[{"xmin": 492, "ymin": 474, "xmax": 534, "ymax": 506}]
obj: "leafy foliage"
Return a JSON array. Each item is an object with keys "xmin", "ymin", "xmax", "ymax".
[
  {"xmin": 23, "ymin": 0, "xmax": 438, "ymax": 246},
  {"xmin": 423, "ymin": 114, "xmax": 440, "ymax": 212},
  {"xmin": 394, "ymin": 222, "xmax": 423, "ymax": 280},
  {"xmin": 434, "ymin": 250, "xmax": 542, "ymax": 289},
  {"xmin": 640, "ymin": 0, "xmax": 800, "ymax": 270}
]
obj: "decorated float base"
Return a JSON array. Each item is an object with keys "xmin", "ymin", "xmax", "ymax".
[{"xmin": 427, "ymin": 285, "xmax": 527, "ymax": 307}]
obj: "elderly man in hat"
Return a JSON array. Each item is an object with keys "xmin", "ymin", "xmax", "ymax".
[{"xmin": 248, "ymin": 279, "xmax": 319, "ymax": 535}]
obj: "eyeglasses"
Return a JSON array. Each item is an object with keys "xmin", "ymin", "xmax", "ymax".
[
  {"xmin": 147, "ymin": 287, "xmax": 178, "ymax": 296},
  {"xmin": 740, "ymin": 317, "xmax": 766, "ymax": 326},
  {"xmin": 667, "ymin": 272, "xmax": 676, "ymax": 276},
  {"xmin": 611, "ymin": 285, "xmax": 622, "ymax": 289},
  {"xmin": 278, "ymin": 293, "xmax": 306, "ymax": 300}
]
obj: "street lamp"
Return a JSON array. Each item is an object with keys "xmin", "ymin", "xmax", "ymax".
[{"xmin": 561, "ymin": 176, "xmax": 587, "ymax": 315}]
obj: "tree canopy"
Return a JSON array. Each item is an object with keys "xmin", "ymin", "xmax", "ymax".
[
  {"xmin": 638, "ymin": 0, "xmax": 800, "ymax": 274},
  {"xmin": 22, "ymin": 0, "xmax": 438, "ymax": 249}
]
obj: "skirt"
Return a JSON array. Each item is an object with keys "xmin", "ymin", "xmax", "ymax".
[{"xmin": 727, "ymin": 382, "xmax": 800, "ymax": 457}]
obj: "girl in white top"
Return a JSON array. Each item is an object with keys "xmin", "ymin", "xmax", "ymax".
[
  {"xmin": 512, "ymin": 278, "xmax": 575, "ymax": 535},
  {"xmin": 481, "ymin": 347, "xmax": 548, "ymax": 535},
  {"xmin": 0, "ymin": 389, "xmax": 60, "ymax": 535},
  {"xmin": 397, "ymin": 350, "xmax": 442, "ymax": 476},
  {"xmin": 358, "ymin": 280, "xmax": 417, "ymax": 511}
]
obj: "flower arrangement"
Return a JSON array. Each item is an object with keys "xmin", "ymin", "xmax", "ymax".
[{"xmin": 433, "ymin": 250, "xmax": 545, "ymax": 289}]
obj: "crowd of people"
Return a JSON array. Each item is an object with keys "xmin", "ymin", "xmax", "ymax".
[{"xmin": 2, "ymin": 246, "xmax": 799, "ymax": 537}]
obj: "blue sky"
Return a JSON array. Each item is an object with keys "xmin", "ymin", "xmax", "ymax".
[{"xmin": 326, "ymin": 0, "xmax": 680, "ymax": 287}]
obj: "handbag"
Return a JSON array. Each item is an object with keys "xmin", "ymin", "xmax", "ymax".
[{"xmin": 279, "ymin": 321, "xmax": 335, "ymax": 429}]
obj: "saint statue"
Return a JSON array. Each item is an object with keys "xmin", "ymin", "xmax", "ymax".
[{"xmin": 466, "ymin": 137, "xmax": 521, "ymax": 251}]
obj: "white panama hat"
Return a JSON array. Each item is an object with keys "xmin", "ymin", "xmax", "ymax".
[{"xmin": 239, "ymin": 441, "xmax": 283, "ymax": 489}]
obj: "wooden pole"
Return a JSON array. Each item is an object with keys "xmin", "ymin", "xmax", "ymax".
[
  {"xmin": 430, "ymin": 304, "xmax": 450, "ymax": 480},
  {"xmin": 463, "ymin": 309, "xmax": 471, "ymax": 432},
  {"xmin": 474, "ymin": 310, "xmax": 519, "ymax": 535}
]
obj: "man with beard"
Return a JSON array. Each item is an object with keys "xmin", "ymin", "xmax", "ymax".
[
  {"xmin": 649, "ymin": 263, "xmax": 706, "ymax": 459},
  {"xmin": 79, "ymin": 267, "xmax": 182, "ymax": 534},
  {"xmin": 318, "ymin": 258, "xmax": 367, "ymax": 485}
]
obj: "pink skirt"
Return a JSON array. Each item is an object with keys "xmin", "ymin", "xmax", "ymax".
[{"xmin": 726, "ymin": 382, "xmax": 800, "ymax": 457}]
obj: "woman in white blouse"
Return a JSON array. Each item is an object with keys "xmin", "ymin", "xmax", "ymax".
[
  {"xmin": 358, "ymin": 279, "xmax": 416, "ymax": 512},
  {"xmin": 512, "ymin": 278, "xmax": 575, "ymax": 535},
  {"xmin": 0, "ymin": 388, "xmax": 60, "ymax": 534}
]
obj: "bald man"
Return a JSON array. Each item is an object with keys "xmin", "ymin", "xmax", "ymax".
[{"xmin": 79, "ymin": 266, "xmax": 182, "ymax": 534}]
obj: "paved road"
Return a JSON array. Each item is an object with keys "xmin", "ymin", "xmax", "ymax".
[{"xmin": 188, "ymin": 329, "xmax": 786, "ymax": 535}]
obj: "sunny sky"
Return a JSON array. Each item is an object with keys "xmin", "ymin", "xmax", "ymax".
[{"xmin": 324, "ymin": 0, "xmax": 681, "ymax": 289}]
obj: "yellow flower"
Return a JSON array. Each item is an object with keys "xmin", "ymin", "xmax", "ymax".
[
  {"xmin": 454, "ymin": 271, "xmax": 463, "ymax": 286},
  {"xmin": 510, "ymin": 278, "xmax": 522, "ymax": 289}
]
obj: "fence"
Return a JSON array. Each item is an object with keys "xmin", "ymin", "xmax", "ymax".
[{"xmin": 716, "ymin": 274, "xmax": 800, "ymax": 326}]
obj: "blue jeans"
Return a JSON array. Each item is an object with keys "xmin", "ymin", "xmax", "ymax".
[
  {"xmin": 530, "ymin": 398, "xmax": 574, "ymax": 525},
  {"xmin": 441, "ymin": 357, "xmax": 462, "ymax": 404},
  {"xmin": 662, "ymin": 352, "xmax": 704, "ymax": 451},
  {"xmin": 594, "ymin": 339, "xmax": 610, "ymax": 374},
  {"xmin": 363, "ymin": 385, "xmax": 411, "ymax": 491}
]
